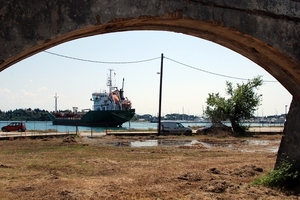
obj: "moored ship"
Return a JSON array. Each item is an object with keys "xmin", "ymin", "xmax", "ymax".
[{"xmin": 48, "ymin": 69, "xmax": 135, "ymax": 127}]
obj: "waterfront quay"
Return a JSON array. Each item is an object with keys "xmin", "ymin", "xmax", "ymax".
[{"xmin": 0, "ymin": 126, "xmax": 284, "ymax": 140}]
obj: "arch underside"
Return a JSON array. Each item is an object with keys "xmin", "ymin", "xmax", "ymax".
[
  {"xmin": 1, "ymin": 18, "xmax": 298, "ymax": 100},
  {"xmin": 1, "ymin": 0, "xmax": 300, "ymax": 183}
]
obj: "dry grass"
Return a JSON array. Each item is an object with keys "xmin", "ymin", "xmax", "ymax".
[{"xmin": 0, "ymin": 135, "xmax": 297, "ymax": 199}]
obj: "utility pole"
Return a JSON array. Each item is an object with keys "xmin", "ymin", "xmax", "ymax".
[{"xmin": 158, "ymin": 53, "xmax": 164, "ymax": 136}]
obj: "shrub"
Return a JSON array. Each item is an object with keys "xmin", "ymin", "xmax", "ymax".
[{"xmin": 253, "ymin": 161, "xmax": 299, "ymax": 190}]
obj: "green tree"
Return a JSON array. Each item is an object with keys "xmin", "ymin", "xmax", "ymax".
[
  {"xmin": 0, "ymin": 108, "xmax": 50, "ymax": 121},
  {"xmin": 205, "ymin": 76, "xmax": 263, "ymax": 135}
]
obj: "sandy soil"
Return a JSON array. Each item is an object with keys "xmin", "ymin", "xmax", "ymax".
[{"xmin": 0, "ymin": 133, "xmax": 299, "ymax": 199}]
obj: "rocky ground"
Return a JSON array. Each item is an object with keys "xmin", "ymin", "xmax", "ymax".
[{"xmin": 0, "ymin": 133, "xmax": 299, "ymax": 199}]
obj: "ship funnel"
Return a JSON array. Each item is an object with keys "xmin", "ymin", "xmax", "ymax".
[
  {"xmin": 120, "ymin": 90, "xmax": 125, "ymax": 100},
  {"xmin": 120, "ymin": 78, "xmax": 125, "ymax": 100}
]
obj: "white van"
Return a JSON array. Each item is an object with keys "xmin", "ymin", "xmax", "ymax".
[{"xmin": 160, "ymin": 121, "xmax": 192, "ymax": 135}]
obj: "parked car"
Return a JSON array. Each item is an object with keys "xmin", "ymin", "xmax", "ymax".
[
  {"xmin": 196, "ymin": 125, "xmax": 212, "ymax": 134},
  {"xmin": 159, "ymin": 121, "xmax": 192, "ymax": 135},
  {"xmin": 196, "ymin": 124, "xmax": 232, "ymax": 135},
  {"xmin": 1, "ymin": 122, "xmax": 26, "ymax": 132}
]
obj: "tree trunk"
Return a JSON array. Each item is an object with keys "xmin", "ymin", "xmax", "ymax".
[{"xmin": 230, "ymin": 119, "xmax": 243, "ymax": 134}]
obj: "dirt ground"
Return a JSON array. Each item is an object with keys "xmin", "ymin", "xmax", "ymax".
[{"xmin": 0, "ymin": 133, "xmax": 299, "ymax": 200}]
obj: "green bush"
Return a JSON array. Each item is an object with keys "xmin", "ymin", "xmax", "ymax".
[{"xmin": 253, "ymin": 161, "xmax": 299, "ymax": 189}]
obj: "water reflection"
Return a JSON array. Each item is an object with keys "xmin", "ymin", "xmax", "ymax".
[
  {"xmin": 184, "ymin": 140, "xmax": 212, "ymax": 148},
  {"xmin": 131, "ymin": 140, "xmax": 158, "ymax": 147},
  {"xmin": 95, "ymin": 138, "xmax": 279, "ymax": 153},
  {"xmin": 129, "ymin": 139, "xmax": 213, "ymax": 148}
]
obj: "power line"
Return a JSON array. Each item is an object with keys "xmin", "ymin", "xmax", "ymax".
[
  {"xmin": 164, "ymin": 56, "xmax": 277, "ymax": 83},
  {"xmin": 43, "ymin": 50, "xmax": 277, "ymax": 82},
  {"xmin": 43, "ymin": 50, "xmax": 161, "ymax": 64}
]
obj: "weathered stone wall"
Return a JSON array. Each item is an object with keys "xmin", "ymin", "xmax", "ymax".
[{"xmin": 275, "ymin": 98, "xmax": 300, "ymax": 169}]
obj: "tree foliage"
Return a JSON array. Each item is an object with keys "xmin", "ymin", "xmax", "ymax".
[
  {"xmin": 0, "ymin": 108, "xmax": 50, "ymax": 121},
  {"xmin": 205, "ymin": 76, "xmax": 263, "ymax": 134}
]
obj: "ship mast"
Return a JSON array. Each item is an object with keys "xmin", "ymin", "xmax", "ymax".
[{"xmin": 107, "ymin": 69, "xmax": 114, "ymax": 93}]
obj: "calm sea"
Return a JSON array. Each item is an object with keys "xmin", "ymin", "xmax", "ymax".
[{"xmin": 0, "ymin": 121, "xmax": 284, "ymax": 133}]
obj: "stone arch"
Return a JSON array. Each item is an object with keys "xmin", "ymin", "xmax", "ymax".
[
  {"xmin": 0, "ymin": 0, "xmax": 299, "ymax": 101},
  {"xmin": 1, "ymin": 0, "xmax": 300, "ymax": 178}
]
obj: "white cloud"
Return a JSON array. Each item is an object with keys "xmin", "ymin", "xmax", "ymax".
[
  {"xmin": 19, "ymin": 90, "xmax": 36, "ymax": 98},
  {"xmin": 0, "ymin": 88, "xmax": 11, "ymax": 94},
  {"xmin": 36, "ymin": 87, "xmax": 48, "ymax": 93},
  {"xmin": 0, "ymin": 88, "xmax": 14, "ymax": 102}
]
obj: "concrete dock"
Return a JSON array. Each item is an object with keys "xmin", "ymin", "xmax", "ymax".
[{"xmin": 0, "ymin": 126, "xmax": 284, "ymax": 140}]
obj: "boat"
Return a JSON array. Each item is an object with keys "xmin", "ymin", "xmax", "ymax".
[{"xmin": 48, "ymin": 69, "xmax": 135, "ymax": 127}]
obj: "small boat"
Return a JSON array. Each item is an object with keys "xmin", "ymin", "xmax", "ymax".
[{"xmin": 48, "ymin": 69, "xmax": 135, "ymax": 127}]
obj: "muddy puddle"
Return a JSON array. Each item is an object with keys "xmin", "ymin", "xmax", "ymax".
[{"xmin": 83, "ymin": 137, "xmax": 280, "ymax": 153}]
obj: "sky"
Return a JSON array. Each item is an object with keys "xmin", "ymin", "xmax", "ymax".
[{"xmin": 0, "ymin": 31, "xmax": 292, "ymax": 117}]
